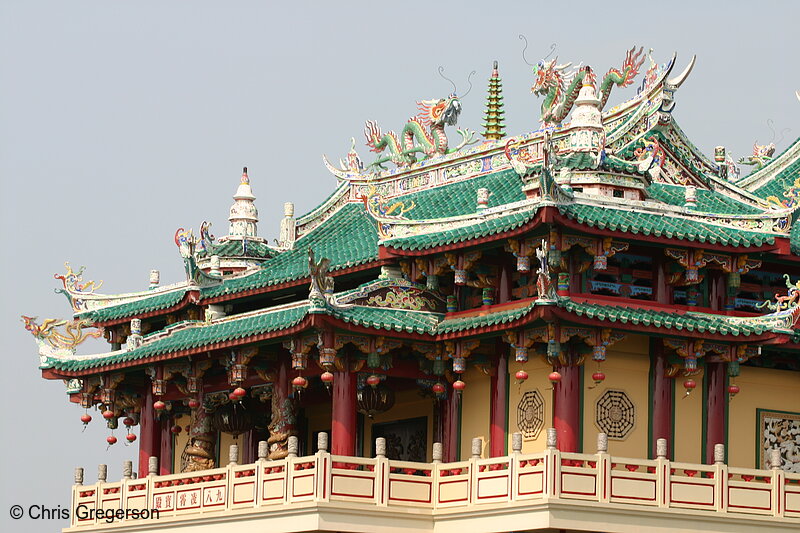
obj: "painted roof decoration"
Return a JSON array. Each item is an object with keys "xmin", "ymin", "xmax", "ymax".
[{"xmin": 22, "ymin": 47, "xmax": 800, "ymax": 376}]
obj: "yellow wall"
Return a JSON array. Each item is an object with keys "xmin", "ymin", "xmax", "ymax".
[
  {"xmin": 673, "ymin": 369, "xmax": 703, "ymax": 464},
  {"xmin": 460, "ymin": 365, "xmax": 491, "ymax": 459},
  {"xmin": 507, "ymin": 355, "xmax": 553, "ymax": 454},
  {"xmin": 304, "ymin": 399, "xmax": 332, "ymax": 455},
  {"xmin": 172, "ymin": 413, "xmax": 190, "ymax": 473},
  {"xmin": 728, "ymin": 365, "xmax": 800, "ymax": 469},
  {"xmin": 582, "ymin": 335, "xmax": 650, "ymax": 458},
  {"xmin": 363, "ymin": 388, "xmax": 434, "ymax": 461}
]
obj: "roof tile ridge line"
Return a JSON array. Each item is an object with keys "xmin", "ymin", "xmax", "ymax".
[
  {"xmin": 211, "ymin": 300, "xmax": 311, "ymax": 324},
  {"xmin": 667, "ymin": 117, "xmax": 720, "ymax": 175},
  {"xmin": 294, "ymin": 181, "xmax": 351, "ymax": 226},
  {"xmin": 605, "ymin": 96, "xmax": 650, "ymax": 143},
  {"xmin": 382, "ymin": 210, "xmax": 538, "ymax": 246},
  {"xmin": 440, "ymin": 300, "xmax": 538, "ymax": 321},
  {"xmin": 74, "ymin": 282, "xmax": 190, "ymax": 310},
  {"xmin": 337, "ymin": 304, "xmax": 445, "ymax": 317},
  {"xmin": 568, "ymin": 195, "xmax": 786, "ymax": 231},
  {"xmin": 735, "ymin": 137, "xmax": 800, "ymax": 190},
  {"xmin": 384, "ymin": 197, "xmax": 537, "ymax": 228},
  {"xmin": 651, "ymin": 180, "xmax": 773, "ymax": 212}
]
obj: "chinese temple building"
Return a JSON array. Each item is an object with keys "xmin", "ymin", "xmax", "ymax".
[{"xmin": 24, "ymin": 48, "xmax": 800, "ymax": 532}]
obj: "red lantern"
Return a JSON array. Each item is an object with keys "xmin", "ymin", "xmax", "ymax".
[
  {"xmin": 188, "ymin": 399, "xmax": 200, "ymax": 409},
  {"xmin": 106, "ymin": 435, "xmax": 117, "ymax": 446},
  {"xmin": 228, "ymin": 392, "xmax": 239, "ymax": 401},
  {"xmin": 728, "ymin": 384, "xmax": 740, "ymax": 397},
  {"xmin": 592, "ymin": 372, "xmax": 606, "ymax": 384},
  {"xmin": 548, "ymin": 371, "xmax": 562, "ymax": 384},
  {"xmin": 292, "ymin": 376, "xmax": 308, "ymax": 389},
  {"xmin": 515, "ymin": 370, "xmax": 529, "ymax": 384},
  {"xmin": 126, "ymin": 433, "xmax": 137, "ymax": 443},
  {"xmin": 170, "ymin": 425, "xmax": 182, "ymax": 434},
  {"xmin": 153, "ymin": 400, "xmax": 166, "ymax": 411},
  {"xmin": 432, "ymin": 382, "xmax": 445, "ymax": 394},
  {"xmin": 232, "ymin": 387, "xmax": 247, "ymax": 398},
  {"xmin": 366, "ymin": 374, "xmax": 381, "ymax": 388},
  {"xmin": 321, "ymin": 371, "xmax": 334, "ymax": 385},
  {"xmin": 123, "ymin": 417, "xmax": 135, "ymax": 427},
  {"xmin": 81, "ymin": 414, "xmax": 92, "ymax": 426},
  {"xmin": 102, "ymin": 410, "xmax": 115, "ymax": 420},
  {"xmin": 683, "ymin": 379, "xmax": 697, "ymax": 396},
  {"xmin": 453, "ymin": 380, "xmax": 466, "ymax": 392}
]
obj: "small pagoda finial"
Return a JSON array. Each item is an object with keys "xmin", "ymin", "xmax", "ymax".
[
  {"xmin": 228, "ymin": 166, "xmax": 261, "ymax": 240},
  {"xmin": 241, "ymin": 166, "xmax": 249, "ymax": 184},
  {"xmin": 482, "ymin": 61, "xmax": 505, "ymax": 141}
]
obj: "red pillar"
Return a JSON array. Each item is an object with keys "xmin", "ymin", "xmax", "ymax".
[
  {"xmin": 704, "ymin": 361, "xmax": 726, "ymax": 464},
  {"xmin": 442, "ymin": 388, "xmax": 460, "ymax": 462},
  {"xmin": 138, "ymin": 387, "xmax": 162, "ymax": 478},
  {"xmin": 332, "ymin": 364, "xmax": 357, "ymax": 456},
  {"xmin": 650, "ymin": 339, "xmax": 672, "ymax": 458},
  {"xmin": 159, "ymin": 417, "xmax": 173, "ymax": 475},
  {"xmin": 490, "ymin": 346, "xmax": 508, "ymax": 457},
  {"xmin": 553, "ymin": 364, "xmax": 581, "ymax": 452}
]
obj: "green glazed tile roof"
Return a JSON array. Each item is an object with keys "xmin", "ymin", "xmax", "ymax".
[
  {"xmin": 561, "ymin": 299, "xmax": 770, "ymax": 336},
  {"xmin": 437, "ymin": 301, "xmax": 538, "ymax": 334},
  {"xmin": 198, "ymin": 239, "xmax": 273, "ymax": 259},
  {"xmin": 383, "ymin": 210, "xmax": 536, "ymax": 251},
  {"xmin": 333, "ymin": 306, "xmax": 442, "ymax": 334},
  {"xmin": 558, "ymin": 203, "xmax": 775, "ymax": 247},
  {"xmin": 77, "ymin": 289, "xmax": 187, "ymax": 322},
  {"xmin": 746, "ymin": 138, "xmax": 800, "ymax": 199},
  {"xmin": 646, "ymin": 183, "xmax": 762, "ymax": 214},
  {"xmin": 49, "ymin": 303, "xmax": 310, "ymax": 371}
]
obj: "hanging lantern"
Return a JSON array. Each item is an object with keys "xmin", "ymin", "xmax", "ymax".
[
  {"xmin": 446, "ymin": 295, "xmax": 457, "ymax": 313},
  {"xmin": 232, "ymin": 387, "xmax": 247, "ymax": 399},
  {"xmin": 482, "ymin": 287, "xmax": 495, "ymax": 306},
  {"xmin": 229, "ymin": 364, "xmax": 247, "ymax": 386},
  {"xmin": 592, "ymin": 371, "xmax": 606, "ymax": 384},
  {"xmin": 514, "ymin": 345, "xmax": 528, "ymax": 363},
  {"xmin": 592, "ymin": 346, "xmax": 607, "ymax": 362},
  {"xmin": 81, "ymin": 413, "xmax": 92, "ymax": 427},
  {"xmin": 100, "ymin": 388, "xmax": 116, "ymax": 406},
  {"xmin": 152, "ymin": 379, "xmax": 166, "ymax": 397},
  {"xmin": 80, "ymin": 392, "xmax": 93, "ymax": 409},
  {"xmin": 548, "ymin": 371, "xmax": 562, "ymax": 385},
  {"xmin": 153, "ymin": 400, "xmax": 166, "ymax": 412},
  {"xmin": 454, "ymin": 269, "xmax": 467, "ymax": 285},
  {"xmin": 228, "ymin": 392, "xmax": 239, "ymax": 401},
  {"xmin": 171, "ymin": 425, "xmax": 182, "ymax": 435},
  {"xmin": 367, "ymin": 351, "xmax": 381, "ymax": 368},
  {"xmin": 432, "ymin": 358, "xmax": 446, "ymax": 376},
  {"xmin": 126, "ymin": 433, "xmax": 137, "ymax": 444},
  {"xmin": 683, "ymin": 379, "xmax": 697, "ymax": 396},
  {"xmin": 319, "ymin": 348, "xmax": 337, "ymax": 367},
  {"xmin": 728, "ymin": 271, "xmax": 741, "ymax": 288},
  {"xmin": 102, "ymin": 409, "xmax": 115, "ymax": 420},
  {"xmin": 515, "ymin": 370, "xmax": 529, "ymax": 384},
  {"xmin": 291, "ymin": 351, "xmax": 308, "ymax": 371},
  {"xmin": 452, "ymin": 356, "xmax": 466, "ymax": 374},
  {"xmin": 188, "ymin": 398, "xmax": 200, "ymax": 410},
  {"xmin": 122, "ymin": 417, "xmax": 135, "ymax": 428},
  {"xmin": 684, "ymin": 356, "xmax": 698, "ymax": 371},
  {"xmin": 366, "ymin": 374, "xmax": 381, "ymax": 388},
  {"xmin": 321, "ymin": 371, "xmax": 334, "ymax": 389},
  {"xmin": 453, "ymin": 380, "xmax": 466, "ymax": 392},
  {"xmin": 212, "ymin": 399, "xmax": 254, "ymax": 436},
  {"xmin": 292, "ymin": 375, "xmax": 308, "ymax": 390},
  {"xmin": 728, "ymin": 384, "xmax": 740, "ymax": 398},
  {"xmin": 187, "ymin": 376, "xmax": 200, "ymax": 394},
  {"xmin": 357, "ymin": 382, "xmax": 395, "ymax": 418},
  {"xmin": 106, "ymin": 435, "xmax": 117, "ymax": 446},
  {"xmin": 517, "ymin": 255, "xmax": 530, "ymax": 273},
  {"xmin": 432, "ymin": 382, "xmax": 445, "ymax": 395}
]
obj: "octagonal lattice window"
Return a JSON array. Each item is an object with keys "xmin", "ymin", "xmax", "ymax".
[
  {"xmin": 595, "ymin": 389, "xmax": 635, "ymax": 440},
  {"xmin": 517, "ymin": 390, "xmax": 544, "ymax": 439}
]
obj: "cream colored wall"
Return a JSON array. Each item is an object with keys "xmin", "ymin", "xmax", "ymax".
[
  {"xmin": 674, "ymin": 368, "xmax": 702, "ymax": 464},
  {"xmin": 219, "ymin": 431, "xmax": 236, "ymax": 465},
  {"xmin": 304, "ymin": 400, "xmax": 332, "ymax": 455},
  {"xmin": 582, "ymin": 335, "xmax": 650, "ymax": 458},
  {"xmin": 728, "ymin": 365, "xmax": 800, "ymax": 469},
  {"xmin": 172, "ymin": 413, "xmax": 190, "ymax": 473},
  {"xmin": 460, "ymin": 365, "xmax": 491, "ymax": 459},
  {"xmin": 363, "ymin": 388, "xmax": 434, "ymax": 461},
  {"xmin": 507, "ymin": 355, "xmax": 553, "ymax": 454}
]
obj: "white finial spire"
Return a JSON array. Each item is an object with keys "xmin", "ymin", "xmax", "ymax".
[{"xmin": 228, "ymin": 166, "xmax": 260, "ymax": 239}]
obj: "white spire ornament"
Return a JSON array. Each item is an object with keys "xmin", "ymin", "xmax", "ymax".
[{"xmin": 228, "ymin": 167, "xmax": 262, "ymax": 240}]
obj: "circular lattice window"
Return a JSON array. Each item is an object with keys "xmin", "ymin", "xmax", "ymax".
[
  {"xmin": 517, "ymin": 390, "xmax": 544, "ymax": 439},
  {"xmin": 595, "ymin": 389, "xmax": 635, "ymax": 440}
]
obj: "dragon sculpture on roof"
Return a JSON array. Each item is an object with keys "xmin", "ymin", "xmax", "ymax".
[
  {"xmin": 738, "ymin": 142, "xmax": 776, "ymax": 170},
  {"xmin": 364, "ymin": 94, "xmax": 477, "ymax": 169},
  {"xmin": 531, "ymin": 46, "xmax": 645, "ymax": 125}
]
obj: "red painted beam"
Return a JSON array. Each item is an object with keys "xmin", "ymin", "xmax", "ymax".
[
  {"xmin": 489, "ymin": 344, "xmax": 508, "ymax": 457},
  {"xmin": 553, "ymin": 364, "xmax": 581, "ymax": 453}
]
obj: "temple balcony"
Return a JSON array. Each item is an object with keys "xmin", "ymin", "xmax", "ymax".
[{"xmin": 67, "ymin": 431, "xmax": 800, "ymax": 532}]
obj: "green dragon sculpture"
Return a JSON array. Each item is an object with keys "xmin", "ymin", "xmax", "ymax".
[
  {"xmin": 531, "ymin": 46, "xmax": 645, "ymax": 125},
  {"xmin": 364, "ymin": 94, "xmax": 477, "ymax": 169},
  {"xmin": 738, "ymin": 142, "xmax": 776, "ymax": 170}
]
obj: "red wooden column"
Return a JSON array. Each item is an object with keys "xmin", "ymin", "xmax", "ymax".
[
  {"xmin": 138, "ymin": 387, "xmax": 162, "ymax": 478},
  {"xmin": 552, "ymin": 364, "xmax": 581, "ymax": 452},
  {"xmin": 650, "ymin": 338, "xmax": 672, "ymax": 459},
  {"xmin": 704, "ymin": 361, "xmax": 726, "ymax": 464},
  {"xmin": 332, "ymin": 360, "xmax": 357, "ymax": 456},
  {"xmin": 442, "ymin": 388, "xmax": 460, "ymax": 462},
  {"xmin": 159, "ymin": 417, "xmax": 173, "ymax": 475},
  {"xmin": 489, "ymin": 344, "xmax": 508, "ymax": 457}
]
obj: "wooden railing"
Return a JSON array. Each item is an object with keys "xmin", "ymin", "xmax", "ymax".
[{"xmin": 67, "ymin": 431, "xmax": 800, "ymax": 529}]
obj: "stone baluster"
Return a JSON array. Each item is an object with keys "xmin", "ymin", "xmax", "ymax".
[
  {"xmin": 287, "ymin": 436, "xmax": 299, "ymax": 459},
  {"xmin": 769, "ymin": 448, "xmax": 785, "ymax": 517},
  {"xmin": 655, "ymin": 438, "xmax": 670, "ymax": 509},
  {"xmin": 714, "ymin": 444, "xmax": 725, "ymax": 465},
  {"xmin": 596, "ymin": 433, "xmax": 611, "ymax": 504},
  {"xmin": 597, "ymin": 432, "xmax": 608, "ymax": 454},
  {"xmin": 656, "ymin": 438, "xmax": 668, "ymax": 459},
  {"xmin": 97, "ymin": 464, "xmax": 107, "ymax": 483},
  {"xmin": 148, "ymin": 456, "xmax": 158, "ymax": 477},
  {"xmin": 471, "ymin": 437, "xmax": 482, "ymax": 459},
  {"xmin": 317, "ymin": 432, "xmax": 329, "ymax": 453},
  {"xmin": 122, "ymin": 461, "xmax": 133, "ymax": 480},
  {"xmin": 229, "ymin": 444, "xmax": 239, "ymax": 466},
  {"xmin": 257, "ymin": 440, "xmax": 269, "ymax": 461},
  {"xmin": 432, "ymin": 442, "xmax": 443, "ymax": 464},
  {"xmin": 74, "ymin": 467, "xmax": 84, "ymax": 486},
  {"xmin": 713, "ymin": 443, "xmax": 728, "ymax": 512},
  {"xmin": 546, "ymin": 428, "xmax": 558, "ymax": 450},
  {"xmin": 512, "ymin": 432, "xmax": 523, "ymax": 454},
  {"xmin": 545, "ymin": 428, "xmax": 560, "ymax": 497},
  {"xmin": 375, "ymin": 437, "xmax": 386, "ymax": 459}
]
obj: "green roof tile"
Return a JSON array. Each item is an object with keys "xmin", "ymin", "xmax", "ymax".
[
  {"xmin": 646, "ymin": 183, "xmax": 762, "ymax": 214},
  {"xmin": 78, "ymin": 290, "xmax": 187, "ymax": 322}
]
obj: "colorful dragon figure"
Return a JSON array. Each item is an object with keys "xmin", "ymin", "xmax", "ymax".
[
  {"xmin": 54, "ymin": 262, "xmax": 104, "ymax": 311},
  {"xmin": 181, "ymin": 402, "xmax": 217, "ymax": 472},
  {"xmin": 738, "ymin": 142, "xmax": 776, "ymax": 170},
  {"xmin": 531, "ymin": 46, "xmax": 645, "ymax": 125},
  {"xmin": 364, "ymin": 95, "xmax": 477, "ymax": 168},
  {"xmin": 323, "ymin": 138, "xmax": 365, "ymax": 181},
  {"xmin": 758, "ymin": 275, "xmax": 800, "ymax": 318},
  {"xmin": 356, "ymin": 184, "xmax": 416, "ymax": 238},
  {"xmin": 21, "ymin": 315, "xmax": 103, "ymax": 350},
  {"xmin": 764, "ymin": 176, "xmax": 800, "ymax": 210}
]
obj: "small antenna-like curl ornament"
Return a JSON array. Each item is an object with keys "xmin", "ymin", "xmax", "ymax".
[
  {"xmin": 767, "ymin": 118, "xmax": 791, "ymax": 145},
  {"xmin": 461, "ymin": 70, "xmax": 477, "ymax": 98},
  {"xmin": 543, "ymin": 42, "xmax": 557, "ymax": 61},
  {"xmin": 438, "ymin": 66, "xmax": 457, "ymax": 94},
  {"xmin": 520, "ymin": 35, "xmax": 557, "ymax": 66}
]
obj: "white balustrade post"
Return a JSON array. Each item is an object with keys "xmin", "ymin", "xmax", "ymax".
[
  {"xmin": 770, "ymin": 448, "xmax": 785, "ymax": 517},
  {"xmin": 148, "ymin": 456, "xmax": 158, "ymax": 477},
  {"xmin": 596, "ymin": 433, "xmax": 610, "ymax": 504},
  {"xmin": 545, "ymin": 428, "xmax": 560, "ymax": 498},
  {"xmin": 375, "ymin": 437, "xmax": 389, "ymax": 506},
  {"xmin": 432, "ymin": 442, "xmax": 443, "ymax": 508},
  {"xmin": 255, "ymin": 440, "xmax": 269, "ymax": 508},
  {"xmin": 432, "ymin": 442, "xmax": 443, "ymax": 464},
  {"xmin": 229, "ymin": 444, "xmax": 239, "ymax": 466},
  {"xmin": 511, "ymin": 432, "xmax": 523, "ymax": 502},
  {"xmin": 656, "ymin": 438, "xmax": 669, "ymax": 509},
  {"xmin": 75, "ymin": 467, "xmax": 84, "ymax": 486},
  {"xmin": 72, "ymin": 467, "xmax": 83, "ymax": 529},
  {"xmin": 469, "ymin": 437, "xmax": 483, "ymax": 504},
  {"xmin": 122, "ymin": 460, "xmax": 133, "ymax": 480},
  {"xmin": 713, "ymin": 444, "xmax": 727, "ymax": 512},
  {"xmin": 98, "ymin": 464, "xmax": 108, "ymax": 483},
  {"xmin": 315, "ymin": 432, "xmax": 331, "ymax": 502}
]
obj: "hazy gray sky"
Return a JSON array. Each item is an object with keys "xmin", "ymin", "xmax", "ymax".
[{"xmin": 1, "ymin": 1, "xmax": 797, "ymax": 530}]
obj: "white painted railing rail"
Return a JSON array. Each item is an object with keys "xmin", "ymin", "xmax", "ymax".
[{"xmin": 68, "ymin": 431, "xmax": 800, "ymax": 529}]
